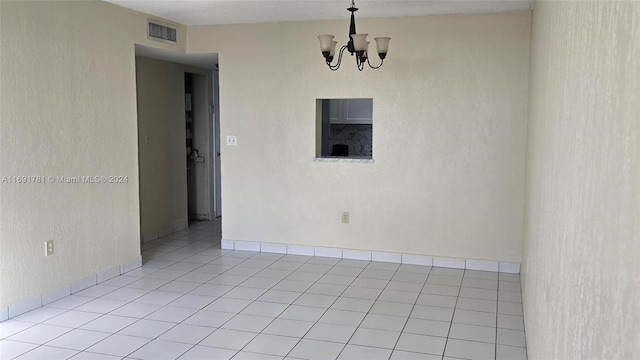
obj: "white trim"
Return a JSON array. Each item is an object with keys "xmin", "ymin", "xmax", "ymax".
[
  {"xmin": 142, "ymin": 231, "xmax": 159, "ymax": 243},
  {"xmin": 158, "ymin": 226, "xmax": 174, "ymax": 237},
  {"xmin": 343, "ymin": 249, "xmax": 372, "ymax": 261},
  {"xmin": 221, "ymin": 239, "xmax": 234, "ymax": 250},
  {"xmin": 261, "ymin": 243, "xmax": 287, "ymax": 254},
  {"xmin": 121, "ymin": 256, "xmax": 143, "ymax": 274},
  {"xmin": 372, "ymin": 251, "xmax": 402, "ymax": 263},
  {"xmin": 42, "ymin": 285, "xmax": 71, "ymax": 305},
  {"xmin": 220, "ymin": 241, "xmax": 519, "ymax": 275},
  {"xmin": 1, "ymin": 256, "xmax": 143, "ymax": 323},
  {"xmin": 0, "ymin": 240, "xmax": 521, "ymax": 324},
  {"xmin": 313, "ymin": 157, "xmax": 374, "ymax": 164},
  {"xmin": 499, "ymin": 262, "xmax": 521, "ymax": 274},
  {"xmin": 8, "ymin": 295, "xmax": 41, "ymax": 318},
  {"xmin": 287, "ymin": 245, "xmax": 314, "ymax": 256},
  {"xmin": 314, "ymin": 247, "xmax": 343, "ymax": 258},
  {"xmin": 466, "ymin": 259, "xmax": 499, "ymax": 272},
  {"xmin": 234, "ymin": 241, "xmax": 260, "ymax": 252},
  {"xmin": 172, "ymin": 221, "xmax": 188, "ymax": 232},
  {"xmin": 402, "ymin": 254, "xmax": 433, "ymax": 266},
  {"xmin": 70, "ymin": 275, "xmax": 97, "ymax": 293},
  {"xmin": 433, "ymin": 257, "xmax": 466, "ymax": 269},
  {"xmin": 97, "ymin": 265, "xmax": 121, "ymax": 283},
  {"xmin": 143, "ymin": 221, "xmax": 189, "ymax": 244}
]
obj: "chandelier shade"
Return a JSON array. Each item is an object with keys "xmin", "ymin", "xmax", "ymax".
[
  {"xmin": 317, "ymin": 1, "xmax": 391, "ymax": 71},
  {"xmin": 374, "ymin": 37, "xmax": 391, "ymax": 58},
  {"xmin": 329, "ymin": 41, "xmax": 338, "ymax": 57},
  {"xmin": 350, "ymin": 34, "xmax": 368, "ymax": 52},
  {"xmin": 318, "ymin": 35, "xmax": 335, "ymax": 53}
]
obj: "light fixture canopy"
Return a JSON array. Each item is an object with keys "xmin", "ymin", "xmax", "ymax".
[{"xmin": 317, "ymin": 0, "xmax": 391, "ymax": 71}]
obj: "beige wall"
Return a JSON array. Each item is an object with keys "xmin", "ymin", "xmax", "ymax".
[
  {"xmin": 522, "ymin": 1, "xmax": 640, "ymax": 358},
  {"xmin": 136, "ymin": 56, "xmax": 189, "ymax": 236},
  {"xmin": 187, "ymin": 11, "xmax": 531, "ymax": 263},
  {"xmin": 0, "ymin": 1, "xmax": 184, "ymax": 307}
]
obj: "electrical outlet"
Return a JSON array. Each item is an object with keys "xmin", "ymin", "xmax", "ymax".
[
  {"xmin": 226, "ymin": 135, "xmax": 238, "ymax": 146},
  {"xmin": 342, "ymin": 211, "xmax": 350, "ymax": 224},
  {"xmin": 45, "ymin": 240, "xmax": 54, "ymax": 256}
]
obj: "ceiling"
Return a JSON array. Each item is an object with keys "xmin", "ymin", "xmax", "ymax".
[
  {"xmin": 129, "ymin": 0, "xmax": 532, "ymax": 69},
  {"xmin": 106, "ymin": 0, "xmax": 533, "ymax": 26}
]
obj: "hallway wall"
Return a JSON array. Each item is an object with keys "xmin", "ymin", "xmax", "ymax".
[
  {"xmin": 136, "ymin": 57, "xmax": 212, "ymax": 237},
  {"xmin": 0, "ymin": 1, "xmax": 184, "ymax": 308},
  {"xmin": 522, "ymin": 1, "xmax": 640, "ymax": 358},
  {"xmin": 136, "ymin": 56, "xmax": 189, "ymax": 237}
]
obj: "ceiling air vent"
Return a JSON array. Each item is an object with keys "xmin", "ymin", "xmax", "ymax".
[{"xmin": 147, "ymin": 20, "xmax": 177, "ymax": 43}]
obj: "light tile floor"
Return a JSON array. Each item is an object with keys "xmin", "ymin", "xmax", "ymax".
[{"xmin": 0, "ymin": 219, "xmax": 527, "ymax": 360}]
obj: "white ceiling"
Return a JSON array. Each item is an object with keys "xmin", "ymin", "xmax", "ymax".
[
  {"xmin": 107, "ymin": 0, "xmax": 533, "ymax": 26},
  {"xmin": 130, "ymin": 0, "xmax": 532, "ymax": 69}
]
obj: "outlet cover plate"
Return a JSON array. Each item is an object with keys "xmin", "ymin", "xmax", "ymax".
[
  {"xmin": 342, "ymin": 212, "xmax": 350, "ymax": 224},
  {"xmin": 226, "ymin": 135, "xmax": 238, "ymax": 146}
]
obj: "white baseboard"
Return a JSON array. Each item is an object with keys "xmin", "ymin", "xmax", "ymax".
[
  {"xmin": 158, "ymin": 226, "xmax": 174, "ymax": 238},
  {"xmin": 141, "ymin": 231, "xmax": 158, "ymax": 243},
  {"xmin": 1, "ymin": 255, "xmax": 142, "ymax": 323},
  {"xmin": 222, "ymin": 239, "xmax": 520, "ymax": 274},
  {"xmin": 42, "ymin": 285, "xmax": 71, "ymax": 306},
  {"xmin": 172, "ymin": 221, "xmax": 187, "ymax": 232},
  {"xmin": 142, "ymin": 220, "xmax": 189, "ymax": 243}
]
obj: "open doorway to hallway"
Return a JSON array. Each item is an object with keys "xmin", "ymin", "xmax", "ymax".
[
  {"xmin": 185, "ymin": 72, "xmax": 212, "ymax": 222},
  {"xmin": 134, "ymin": 44, "xmax": 220, "ymax": 245}
]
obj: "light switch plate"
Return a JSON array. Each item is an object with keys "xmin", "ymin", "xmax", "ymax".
[{"xmin": 45, "ymin": 240, "xmax": 54, "ymax": 256}]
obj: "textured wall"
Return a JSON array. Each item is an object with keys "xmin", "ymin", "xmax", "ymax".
[
  {"xmin": 0, "ymin": 1, "xmax": 184, "ymax": 307},
  {"xmin": 188, "ymin": 11, "xmax": 531, "ymax": 262},
  {"xmin": 522, "ymin": 1, "xmax": 640, "ymax": 358},
  {"xmin": 135, "ymin": 57, "xmax": 189, "ymax": 235}
]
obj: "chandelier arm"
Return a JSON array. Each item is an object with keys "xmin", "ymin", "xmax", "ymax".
[
  {"xmin": 318, "ymin": 1, "xmax": 388, "ymax": 71},
  {"xmin": 366, "ymin": 56, "xmax": 384, "ymax": 69},
  {"xmin": 356, "ymin": 56, "xmax": 365, "ymax": 71},
  {"xmin": 327, "ymin": 45, "xmax": 349, "ymax": 71}
]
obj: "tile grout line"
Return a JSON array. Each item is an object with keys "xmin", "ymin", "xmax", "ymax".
[
  {"xmin": 222, "ymin": 252, "xmax": 313, "ymax": 356},
  {"xmin": 388, "ymin": 264, "xmax": 433, "ymax": 359},
  {"xmin": 280, "ymin": 256, "xmax": 379, "ymax": 359},
  {"xmin": 495, "ymin": 274, "xmax": 500, "ymax": 360},
  {"xmin": 332, "ymin": 260, "xmax": 390, "ymax": 360},
  {"xmin": 441, "ymin": 270, "xmax": 465, "ymax": 360}
]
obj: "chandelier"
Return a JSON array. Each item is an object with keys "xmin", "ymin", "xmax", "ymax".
[{"xmin": 317, "ymin": 0, "xmax": 391, "ymax": 71}]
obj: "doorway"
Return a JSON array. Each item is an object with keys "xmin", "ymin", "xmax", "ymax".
[
  {"xmin": 211, "ymin": 69, "xmax": 222, "ymax": 218},
  {"xmin": 186, "ymin": 70, "xmax": 222, "ymax": 221},
  {"xmin": 186, "ymin": 72, "xmax": 211, "ymax": 221},
  {"xmin": 134, "ymin": 44, "xmax": 220, "ymax": 242}
]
